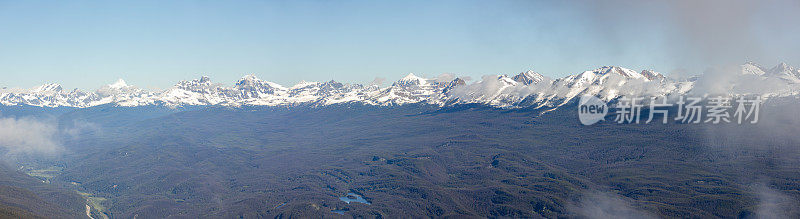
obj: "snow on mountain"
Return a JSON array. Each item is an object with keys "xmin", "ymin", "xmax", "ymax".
[
  {"xmin": 512, "ymin": 70, "xmax": 546, "ymax": 85},
  {"xmin": 394, "ymin": 73, "xmax": 428, "ymax": 86},
  {"xmin": 442, "ymin": 77, "xmax": 466, "ymax": 94},
  {"xmin": 548, "ymin": 66, "xmax": 665, "ymax": 103},
  {"xmin": 33, "ymin": 83, "xmax": 64, "ymax": 93},
  {"xmin": 742, "ymin": 61, "xmax": 767, "ymax": 76},
  {"xmin": 459, "ymin": 74, "xmax": 544, "ymax": 107},
  {"xmin": 288, "ymin": 80, "xmax": 377, "ymax": 105},
  {"xmin": 1, "ymin": 62, "xmax": 799, "ymax": 109},
  {"xmin": 230, "ymin": 75, "xmax": 290, "ymax": 105},
  {"xmin": 108, "ymin": 79, "xmax": 129, "ymax": 89},
  {"xmin": 0, "ymin": 83, "xmax": 100, "ymax": 107},
  {"xmin": 369, "ymin": 73, "xmax": 452, "ymax": 105},
  {"xmin": 640, "ymin": 70, "xmax": 665, "ymax": 81},
  {"xmin": 708, "ymin": 62, "xmax": 800, "ymax": 98},
  {"xmin": 765, "ymin": 62, "xmax": 800, "ymax": 83},
  {"xmin": 94, "ymin": 79, "xmax": 156, "ymax": 107},
  {"xmin": 235, "ymin": 75, "xmax": 287, "ymax": 97},
  {"xmin": 450, "ymin": 66, "xmax": 688, "ymax": 109},
  {"xmin": 158, "ymin": 76, "xmax": 231, "ymax": 106}
]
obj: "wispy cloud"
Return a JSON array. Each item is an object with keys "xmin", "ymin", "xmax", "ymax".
[
  {"xmin": 753, "ymin": 184, "xmax": 799, "ymax": 219},
  {"xmin": 570, "ymin": 191, "xmax": 656, "ymax": 219},
  {"xmin": 0, "ymin": 117, "xmax": 62, "ymax": 155},
  {"xmin": 574, "ymin": 0, "xmax": 800, "ymax": 74}
]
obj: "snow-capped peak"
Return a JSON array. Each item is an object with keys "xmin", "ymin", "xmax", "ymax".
[
  {"xmin": 33, "ymin": 83, "xmax": 63, "ymax": 93},
  {"xmin": 512, "ymin": 70, "xmax": 545, "ymax": 85},
  {"xmin": 768, "ymin": 62, "xmax": 795, "ymax": 74},
  {"xmin": 238, "ymin": 74, "xmax": 259, "ymax": 82},
  {"xmin": 174, "ymin": 76, "xmax": 216, "ymax": 92},
  {"xmin": 234, "ymin": 74, "xmax": 287, "ymax": 91},
  {"xmin": 291, "ymin": 80, "xmax": 320, "ymax": 90},
  {"xmin": 497, "ymin": 75, "xmax": 518, "ymax": 86},
  {"xmin": 395, "ymin": 73, "xmax": 428, "ymax": 86},
  {"xmin": 108, "ymin": 79, "xmax": 129, "ymax": 89},
  {"xmin": 776, "ymin": 62, "xmax": 790, "ymax": 70},
  {"xmin": 3, "ymin": 62, "xmax": 799, "ymax": 109},
  {"xmin": 97, "ymin": 79, "xmax": 138, "ymax": 96},
  {"xmin": 640, "ymin": 70, "xmax": 665, "ymax": 81},
  {"xmin": 235, "ymin": 74, "xmax": 259, "ymax": 87},
  {"xmin": 742, "ymin": 61, "xmax": 767, "ymax": 76},
  {"xmin": 561, "ymin": 66, "xmax": 644, "ymax": 88},
  {"xmin": 595, "ymin": 66, "xmax": 644, "ymax": 79},
  {"xmin": 765, "ymin": 62, "xmax": 800, "ymax": 83}
]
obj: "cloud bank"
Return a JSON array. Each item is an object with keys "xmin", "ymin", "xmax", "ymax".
[
  {"xmin": 0, "ymin": 117, "xmax": 63, "ymax": 155},
  {"xmin": 568, "ymin": 0, "xmax": 800, "ymax": 75}
]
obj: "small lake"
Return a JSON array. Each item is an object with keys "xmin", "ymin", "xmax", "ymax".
[{"xmin": 339, "ymin": 193, "xmax": 370, "ymax": 205}]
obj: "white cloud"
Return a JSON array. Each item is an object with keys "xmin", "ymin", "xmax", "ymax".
[
  {"xmin": 570, "ymin": 191, "xmax": 656, "ymax": 219},
  {"xmin": 754, "ymin": 185, "xmax": 799, "ymax": 219},
  {"xmin": 0, "ymin": 117, "xmax": 63, "ymax": 155}
]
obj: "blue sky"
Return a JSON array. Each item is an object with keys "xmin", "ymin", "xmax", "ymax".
[{"xmin": 1, "ymin": 0, "xmax": 798, "ymax": 90}]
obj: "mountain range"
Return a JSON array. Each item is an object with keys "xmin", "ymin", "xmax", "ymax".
[
  {"xmin": 2, "ymin": 62, "xmax": 800, "ymax": 218},
  {"xmin": 1, "ymin": 62, "xmax": 799, "ymax": 109}
]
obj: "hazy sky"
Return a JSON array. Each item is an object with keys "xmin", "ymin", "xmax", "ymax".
[{"xmin": 1, "ymin": 0, "xmax": 799, "ymax": 90}]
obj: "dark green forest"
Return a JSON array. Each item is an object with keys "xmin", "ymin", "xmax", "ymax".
[{"xmin": 0, "ymin": 102, "xmax": 798, "ymax": 218}]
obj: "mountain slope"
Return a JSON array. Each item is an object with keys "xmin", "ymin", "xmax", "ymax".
[
  {"xmin": 0, "ymin": 164, "xmax": 85, "ymax": 219},
  {"xmin": 38, "ymin": 100, "xmax": 800, "ymax": 218}
]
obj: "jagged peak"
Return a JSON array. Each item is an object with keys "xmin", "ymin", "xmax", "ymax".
[
  {"xmin": 3, "ymin": 61, "xmax": 799, "ymax": 109},
  {"xmin": 496, "ymin": 74, "xmax": 518, "ymax": 86},
  {"xmin": 741, "ymin": 62, "xmax": 767, "ymax": 76},
  {"xmin": 235, "ymin": 74, "xmax": 260, "ymax": 86},
  {"xmin": 199, "ymin": 76, "xmax": 211, "ymax": 83},
  {"xmin": 239, "ymin": 74, "xmax": 259, "ymax": 81},
  {"xmin": 769, "ymin": 62, "xmax": 794, "ymax": 72},
  {"xmin": 512, "ymin": 70, "xmax": 545, "ymax": 85},
  {"xmin": 234, "ymin": 75, "xmax": 287, "ymax": 91},
  {"xmin": 95, "ymin": 78, "xmax": 141, "ymax": 97},
  {"xmin": 33, "ymin": 83, "xmax": 63, "ymax": 93},
  {"xmin": 290, "ymin": 80, "xmax": 320, "ymax": 89},
  {"xmin": 640, "ymin": 70, "xmax": 665, "ymax": 81},
  {"xmin": 442, "ymin": 78, "xmax": 466, "ymax": 93},
  {"xmin": 763, "ymin": 62, "xmax": 800, "ymax": 83},
  {"xmin": 173, "ymin": 76, "xmax": 215, "ymax": 91},
  {"xmin": 394, "ymin": 73, "xmax": 428, "ymax": 86},
  {"xmin": 743, "ymin": 61, "xmax": 761, "ymax": 66},
  {"xmin": 593, "ymin": 66, "xmax": 618, "ymax": 72},
  {"xmin": 400, "ymin": 73, "xmax": 424, "ymax": 81},
  {"xmin": 321, "ymin": 80, "xmax": 343, "ymax": 86},
  {"xmin": 592, "ymin": 66, "xmax": 643, "ymax": 79},
  {"xmin": 522, "ymin": 70, "xmax": 541, "ymax": 76},
  {"xmin": 451, "ymin": 77, "xmax": 466, "ymax": 85},
  {"xmin": 108, "ymin": 79, "xmax": 129, "ymax": 89}
]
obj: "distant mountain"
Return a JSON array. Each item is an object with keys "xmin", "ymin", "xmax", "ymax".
[
  {"xmin": 1, "ymin": 62, "xmax": 799, "ymax": 109},
  {"xmin": 741, "ymin": 62, "xmax": 768, "ymax": 76},
  {"xmin": 511, "ymin": 70, "xmax": 546, "ymax": 85},
  {"xmin": 766, "ymin": 62, "xmax": 800, "ymax": 83}
]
